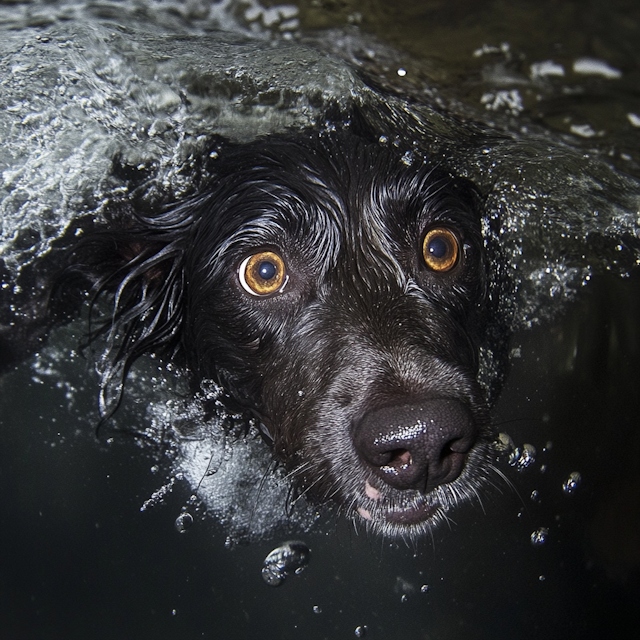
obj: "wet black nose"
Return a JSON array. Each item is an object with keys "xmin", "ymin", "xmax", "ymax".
[{"xmin": 353, "ymin": 399, "xmax": 477, "ymax": 493}]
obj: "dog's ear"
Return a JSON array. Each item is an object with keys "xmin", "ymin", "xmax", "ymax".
[{"xmin": 65, "ymin": 199, "xmax": 199, "ymax": 418}]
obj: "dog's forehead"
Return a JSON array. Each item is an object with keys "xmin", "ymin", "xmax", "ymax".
[
  {"xmin": 208, "ymin": 134, "xmax": 480, "ymax": 282},
  {"xmin": 219, "ymin": 172, "xmax": 406, "ymax": 276},
  {"xmin": 228, "ymin": 142, "xmax": 460, "ymax": 230}
]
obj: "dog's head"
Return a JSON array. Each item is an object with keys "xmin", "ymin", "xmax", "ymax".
[{"xmin": 177, "ymin": 131, "xmax": 492, "ymax": 537}]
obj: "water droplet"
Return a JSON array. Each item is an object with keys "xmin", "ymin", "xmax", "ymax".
[
  {"xmin": 420, "ymin": 584, "xmax": 430, "ymax": 593},
  {"xmin": 262, "ymin": 540, "xmax": 310, "ymax": 587},
  {"xmin": 313, "ymin": 605, "xmax": 322, "ymax": 614},
  {"xmin": 539, "ymin": 575, "xmax": 546, "ymax": 582},
  {"xmin": 355, "ymin": 626, "xmax": 368, "ymax": 638},
  {"xmin": 530, "ymin": 490, "xmax": 541, "ymax": 502},
  {"xmin": 531, "ymin": 527, "xmax": 549, "ymax": 546},
  {"xmin": 562, "ymin": 471, "xmax": 582, "ymax": 494},
  {"xmin": 400, "ymin": 594, "xmax": 408, "ymax": 603},
  {"xmin": 401, "ymin": 151, "xmax": 414, "ymax": 166},
  {"xmin": 175, "ymin": 512, "xmax": 194, "ymax": 533}
]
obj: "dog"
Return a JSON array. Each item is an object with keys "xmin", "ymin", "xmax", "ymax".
[{"xmin": 65, "ymin": 124, "xmax": 500, "ymax": 539}]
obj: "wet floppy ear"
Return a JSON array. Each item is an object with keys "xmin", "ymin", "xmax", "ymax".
[{"xmin": 64, "ymin": 201, "xmax": 197, "ymax": 419}]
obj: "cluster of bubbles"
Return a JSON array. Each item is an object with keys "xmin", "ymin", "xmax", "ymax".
[
  {"xmin": 496, "ymin": 432, "xmax": 584, "ymax": 549},
  {"xmin": 144, "ymin": 379, "xmax": 320, "ymax": 544},
  {"xmin": 496, "ymin": 433, "xmax": 537, "ymax": 471}
]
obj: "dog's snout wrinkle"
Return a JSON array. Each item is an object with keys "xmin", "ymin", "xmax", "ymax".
[{"xmin": 354, "ymin": 399, "xmax": 477, "ymax": 493}]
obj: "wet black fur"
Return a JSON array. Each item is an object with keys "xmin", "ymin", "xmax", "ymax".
[{"xmin": 69, "ymin": 126, "xmax": 496, "ymax": 538}]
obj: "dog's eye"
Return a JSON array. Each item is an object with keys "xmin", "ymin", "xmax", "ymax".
[
  {"xmin": 239, "ymin": 251, "xmax": 287, "ymax": 296},
  {"xmin": 422, "ymin": 228, "xmax": 460, "ymax": 272}
]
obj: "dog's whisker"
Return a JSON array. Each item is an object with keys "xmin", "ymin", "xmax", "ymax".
[
  {"xmin": 281, "ymin": 460, "xmax": 313, "ymax": 482},
  {"xmin": 288, "ymin": 474, "xmax": 326, "ymax": 506},
  {"xmin": 249, "ymin": 458, "xmax": 280, "ymax": 525}
]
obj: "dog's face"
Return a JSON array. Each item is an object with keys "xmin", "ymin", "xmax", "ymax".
[{"xmin": 184, "ymin": 133, "xmax": 491, "ymax": 537}]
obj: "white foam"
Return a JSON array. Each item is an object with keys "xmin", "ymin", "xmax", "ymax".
[{"xmin": 573, "ymin": 57, "xmax": 622, "ymax": 79}]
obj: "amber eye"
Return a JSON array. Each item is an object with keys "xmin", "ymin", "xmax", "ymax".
[
  {"xmin": 239, "ymin": 251, "xmax": 287, "ymax": 296},
  {"xmin": 422, "ymin": 228, "xmax": 460, "ymax": 272}
]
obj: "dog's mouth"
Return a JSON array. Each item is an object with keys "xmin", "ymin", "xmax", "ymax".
[
  {"xmin": 357, "ymin": 499, "xmax": 439, "ymax": 526},
  {"xmin": 353, "ymin": 480, "xmax": 442, "ymax": 527}
]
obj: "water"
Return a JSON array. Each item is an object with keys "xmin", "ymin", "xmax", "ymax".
[{"xmin": 1, "ymin": 1, "xmax": 640, "ymax": 639}]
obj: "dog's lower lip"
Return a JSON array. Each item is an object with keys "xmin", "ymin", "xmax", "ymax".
[
  {"xmin": 383, "ymin": 501, "xmax": 438, "ymax": 525},
  {"xmin": 358, "ymin": 499, "xmax": 439, "ymax": 525}
]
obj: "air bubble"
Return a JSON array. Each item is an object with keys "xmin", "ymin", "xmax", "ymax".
[
  {"xmin": 562, "ymin": 471, "xmax": 582, "ymax": 494},
  {"xmin": 509, "ymin": 443, "xmax": 536, "ymax": 470},
  {"xmin": 531, "ymin": 527, "xmax": 549, "ymax": 546},
  {"xmin": 262, "ymin": 540, "xmax": 310, "ymax": 587},
  {"xmin": 496, "ymin": 432, "xmax": 516, "ymax": 455},
  {"xmin": 174, "ymin": 512, "xmax": 194, "ymax": 533}
]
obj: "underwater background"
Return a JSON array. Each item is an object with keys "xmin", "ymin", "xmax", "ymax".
[{"xmin": 1, "ymin": 1, "xmax": 639, "ymax": 638}]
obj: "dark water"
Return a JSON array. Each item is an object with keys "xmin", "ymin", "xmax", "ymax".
[{"xmin": 1, "ymin": 1, "xmax": 640, "ymax": 639}]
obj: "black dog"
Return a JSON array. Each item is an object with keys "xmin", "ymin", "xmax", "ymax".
[{"xmin": 69, "ymin": 127, "xmax": 495, "ymax": 538}]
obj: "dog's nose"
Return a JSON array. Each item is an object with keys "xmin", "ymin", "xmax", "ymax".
[{"xmin": 354, "ymin": 400, "xmax": 477, "ymax": 493}]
